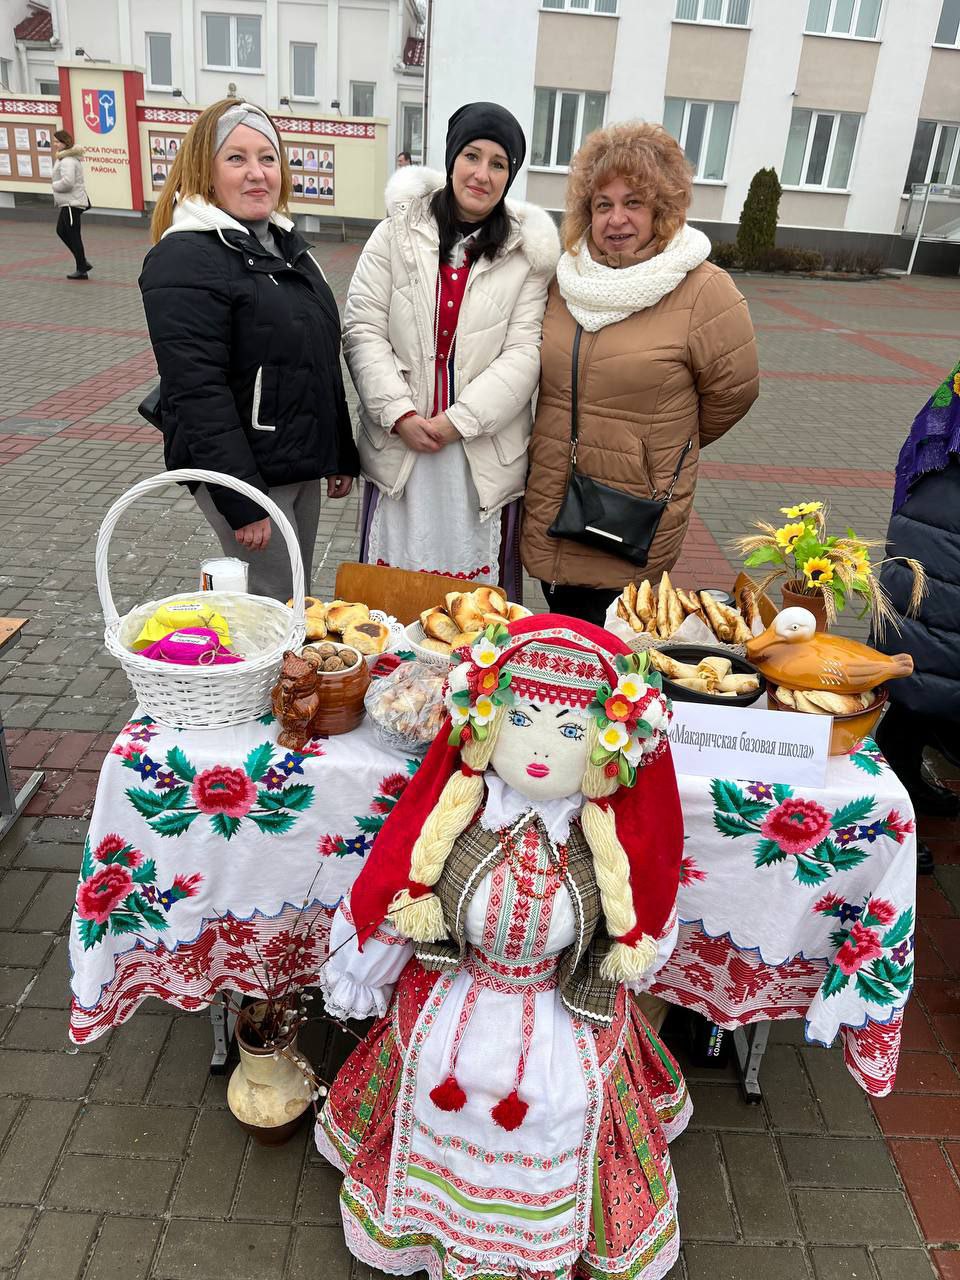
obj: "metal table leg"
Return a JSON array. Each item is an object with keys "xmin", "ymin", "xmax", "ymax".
[
  {"xmin": 0, "ymin": 710, "xmax": 43, "ymax": 841},
  {"xmin": 733, "ymin": 1020, "xmax": 771, "ymax": 1102},
  {"xmin": 209, "ymin": 990, "xmax": 239, "ymax": 1074}
]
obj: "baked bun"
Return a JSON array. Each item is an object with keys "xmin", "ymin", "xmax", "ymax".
[
  {"xmin": 420, "ymin": 607, "xmax": 461, "ymax": 644},
  {"xmin": 449, "ymin": 630, "xmax": 481, "ymax": 649},
  {"xmin": 343, "ymin": 620, "xmax": 390, "ymax": 655},
  {"xmin": 506, "ymin": 603, "xmax": 532, "ymax": 622},
  {"xmin": 447, "ymin": 592, "xmax": 486, "ymax": 634},
  {"xmin": 420, "ymin": 637, "xmax": 453, "ymax": 656},
  {"xmin": 326, "ymin": 600, "xmax": 370, "ymax": 632},
  {"xmin": 473, "ymin": 586, "xmax": 507, "ymax": 617},
  {"xmin": 290, "ymin": 596, "xmax": 327, "ymax": 640}
]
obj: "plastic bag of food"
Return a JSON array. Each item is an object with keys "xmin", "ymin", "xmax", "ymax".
[{"xmin": 363, "ymin": 660, "xmax": 448, "ymax": 754}]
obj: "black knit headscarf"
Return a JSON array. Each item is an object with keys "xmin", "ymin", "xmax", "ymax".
[
  {"xmin": 444, "ymin": 101, "xmax": 526, "ymax": 194},
  {"xmin": 433, "ymin": 102, "xmax": 526, "ymax": 263}
]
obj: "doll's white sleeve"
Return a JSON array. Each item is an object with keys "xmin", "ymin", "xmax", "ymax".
[
  {"xmin": 319, "ymin": 895, "xmax": 413, "ymax": 1021},
  {"xmin": 625, "ymin": 906, "xmax": 679, "ymax": 994}
]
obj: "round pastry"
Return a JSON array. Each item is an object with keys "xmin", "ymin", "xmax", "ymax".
[
  {"xmin": 326, "ymin": 600, "xmax": 370, "ymax": 633},
  {"xmin": 343, "ymin": 620, "xmax": 390, "ymax": 656},
  {"xmin": 289, "ymin": 595, "xmax": 327, "ymax": 640},
  {"xmin": 473, "ymin": 586, "xmax": 507, "ymax": 616},
  {"xmin": 447, "ymin": 592, "xmax": 486, "ymax": 634}
]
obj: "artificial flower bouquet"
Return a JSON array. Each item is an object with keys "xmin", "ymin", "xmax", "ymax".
[{"xmin": 737, "ymin": 500, "xmax": 924, "ymax": 632}]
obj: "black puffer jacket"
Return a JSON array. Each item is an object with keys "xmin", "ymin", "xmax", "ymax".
[
  {"xmin": 139, "ymin": 199, "xmax": 360, "ymax": 529},
  {"xmin": 875, "ymin": 458, "xmax": 960, "ymax": 723}
]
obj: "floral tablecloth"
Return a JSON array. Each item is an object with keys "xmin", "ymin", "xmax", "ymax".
[{"xmin": 68, "ymin": 718, "xmax": 915, "ymax": 1095}]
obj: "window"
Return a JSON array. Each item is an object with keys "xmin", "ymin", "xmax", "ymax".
[
  {"xmin": 401, "ymin": 102, "xmax": 424, "ymax": 160},
  {"xmin": 202, "ymin": 13, "xmax": 262, "ymax": 72},
  {"xmin": 531, "ymin": 88, "xmax": 605, "ymax": 167},
  {"xmin": 782, "ymin": 108, "xmax": 860, "ymax": 189},
  {"xmin": 351, "ymin": 81, "xmax": 375, "ymax": 117},
  {"xmin": 146, "ymin": 32, "xmax": 173, "ymax": 90},
  {"xmin": 935, "ymin": 0, "xmax": 960, "ymax": 44},
  {"xmin": 37, "ymin": 80, "xmax": 59, "ymax": 96},
  {"xmin": 541, "ymin": 0, "xmax": 619, "ymax": 13},
  {"xmin": 904, "ymin": 119, "xmax": 960, "ymax": 192},
  {"xmin": 291, "ymin": 42, "xmax": 316, "ymax": 99},
  {"xmin": 663, "ymin": 98, "xmax": 735, "ymax": 180},
  {"xmin": 805, "ymin": 0, "xmax": 881, "ymax": 37},
  {"xmin": 675, "ymin": 0, "xmax": 750, "ymax": 25},
  {"xmin": 0, "ymin": 58, "xmax": 13, "ymax": 89}
]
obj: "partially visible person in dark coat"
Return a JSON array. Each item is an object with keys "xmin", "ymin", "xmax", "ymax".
[
  {"xmin": 139, "ymin": 98, "xmax": 359, "ymax": 600},
  {"xmin": 874, "ymin": 359, "xmax": 960, "ymax": 868}
]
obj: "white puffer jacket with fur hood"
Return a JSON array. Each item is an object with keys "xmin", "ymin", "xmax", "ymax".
[{"xmin": 343, "ymin": 166, "xmax": 560, "ymax": 518}]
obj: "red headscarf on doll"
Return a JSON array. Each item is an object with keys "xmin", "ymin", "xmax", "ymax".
[{"xmin": 349, "ymin": 614, "xmax": 683, "ymax": 957}]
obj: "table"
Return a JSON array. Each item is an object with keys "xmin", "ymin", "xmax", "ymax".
[{"xmin": 68, "ymin": 715, "xmax": 916, "ymax": 1097}]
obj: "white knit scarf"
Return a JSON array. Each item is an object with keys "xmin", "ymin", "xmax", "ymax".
[{"xmin": 556, "ymin": 223, "xmax": 712, "ymax": 332}]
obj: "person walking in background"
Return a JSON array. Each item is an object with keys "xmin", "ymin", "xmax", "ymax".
[
  {"xmin": 51, "ymin": 129, "xmax": 91, "ymax": 281},
  {"xmin": 521, "ymin": 122, "xmax": 759, "ymax": 626},
  {"xmin": 873, "ymin": 359, "xmax": 960, "ymax": 869},
  {"xmin": 139, "ymin": 98, "xmax": 359, "ymax": 600},
  {"xmin": 345, "ymin": 102, "xmax": 559, "ymax": 599},
  {"xmin": 396, "ymin": 150, "xmax": 412, "ymax": 167}
]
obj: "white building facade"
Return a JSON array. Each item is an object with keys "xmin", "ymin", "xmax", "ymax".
[
  {"xmin": 7, "ymin": 0, "xmax": 424, "ymax": 164},
  {"xmin": 426, "ymin": 0, "xmax": 960, "ymax": 265}
]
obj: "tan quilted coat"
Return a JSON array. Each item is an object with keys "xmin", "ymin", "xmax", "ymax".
[{"xmin": 520, "ymin": 260, "xmax": 759, "ymax": 591}]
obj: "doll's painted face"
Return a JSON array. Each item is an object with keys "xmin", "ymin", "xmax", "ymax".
[{"xmin": 490, "ymin": 700, "xmax": 590, "ymax": 801}]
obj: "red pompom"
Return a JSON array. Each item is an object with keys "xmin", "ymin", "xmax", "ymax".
[
  {"xmin": 490, "ymin": 1089, "xmax": 528, "ymax": 1131},
  {"xmin": 430, "ymin": 1075, "xmax": 467, "ymax": 1112}
]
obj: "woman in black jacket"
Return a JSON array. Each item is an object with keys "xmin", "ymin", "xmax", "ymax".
[
  {"xmin": 873, "ymin": 359, "xmax": 960, "ymax": 864},
  {"xmin": 139, "ymin": 99, "xmax": 359, "ymax": 599}
]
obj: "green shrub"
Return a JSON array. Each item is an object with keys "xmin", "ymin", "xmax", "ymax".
[
  {"xmin": 749, "ymin": 245, "xmax": 824, "ymax": 273},
  {"xmin": 709, "ymin": 241, "xmax": 739, "ymax": 268},
  {"xmin": 736, "ymin": 168, "xmax": 782, "ymax": 268}
]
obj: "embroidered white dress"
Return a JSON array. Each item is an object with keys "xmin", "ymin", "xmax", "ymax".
[{"xmin": 317, "ymin": 785, "xmax": 690, "ymax": 1280}]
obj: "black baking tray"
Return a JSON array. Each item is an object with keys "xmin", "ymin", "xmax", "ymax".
[{"xmin": 654, "ymin": 643, "xmax": 766, "ymax": 707}]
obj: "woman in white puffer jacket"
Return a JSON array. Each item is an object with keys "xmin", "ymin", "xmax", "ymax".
[
  {"xmin": 51, "ymin": 129, "xmax": 91, "ymax": 280},
  {"xmin": 345, "ymin": 101, "xmax": 559, "ymax": 598}
]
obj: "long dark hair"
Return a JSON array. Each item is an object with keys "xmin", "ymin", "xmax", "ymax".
[{"xmin": 429, "ymin": 181, "xmax": 512, "ymax": 263}]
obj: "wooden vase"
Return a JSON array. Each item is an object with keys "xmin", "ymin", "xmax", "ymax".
[
  {"xmin": 781, "ymin": 579, "xmax": 829, "ymax": 632},
  {"xmin": 308, "ymin": 645, "xmax": 371, "ymax": 737}
]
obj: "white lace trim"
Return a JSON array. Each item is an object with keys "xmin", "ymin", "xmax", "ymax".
[{"xmin": 480, "ymin": 774, "xmax": 582, "ymax": 844}]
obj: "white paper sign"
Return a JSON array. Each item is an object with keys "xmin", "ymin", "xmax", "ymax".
[
  {"xmin": 667, "ymin": 700, "xmax": 832, "ymax": 789},
  {"xmin": 14, "ymin": 128, "xmax": 29, "ymax": 151},
  {"xmin": 16, "ymin": 154, "xmax": 33, "ymax": 177},
  {"xmin": 0, "ymin": 155, "xmax": 10, "ymax": 177},
  {"xmin": 38, "ymin": 154, "xmax": 53, "ymax": 176}
]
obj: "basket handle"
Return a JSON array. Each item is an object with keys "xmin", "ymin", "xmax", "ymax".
[{"xmin": 96, "ymin": 469, "xmax": 306, "ymax": 627}]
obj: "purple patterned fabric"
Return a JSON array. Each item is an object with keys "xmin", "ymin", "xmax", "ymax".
[{"xmin": 893, "ymin": 359, "xmax": 960, "ymax": 513}]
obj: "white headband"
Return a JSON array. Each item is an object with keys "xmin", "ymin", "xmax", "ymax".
[{"xmin": 214, "ymin": 103, "xmax": 280, "ymax": 155}]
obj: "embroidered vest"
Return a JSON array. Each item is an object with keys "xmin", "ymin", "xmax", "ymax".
[{"xmin": 415, "ymin": 814, "xmax": 621, "ymax": 1026}]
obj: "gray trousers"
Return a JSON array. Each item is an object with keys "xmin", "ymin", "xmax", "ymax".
[{"xmin": 194, "ymin": 481, "xmax": 321, "ymax": 602}]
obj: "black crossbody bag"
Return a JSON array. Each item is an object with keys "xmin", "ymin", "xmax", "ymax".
[{"xmin": 547, "ymin": 324, "xmax": 693, "ymax": 567}]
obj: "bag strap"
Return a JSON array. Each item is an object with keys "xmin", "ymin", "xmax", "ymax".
[
  {"xmin": 569, "ymin": 323, "xmax": 583, "ymax": 465},
  {"xmin": 652, "ymin": 437, "xmax": 694, "ymax": 503}
]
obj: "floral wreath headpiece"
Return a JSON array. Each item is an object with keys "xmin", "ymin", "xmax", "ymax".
[{"xmin": 443, "ymin": 623, "xmax": 673, "ymax": 786}]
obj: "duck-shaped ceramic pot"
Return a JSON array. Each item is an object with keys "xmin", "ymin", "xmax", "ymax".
[{"xmin": 746, "ymin": 608, "xmax": 913, "ymax": 693}]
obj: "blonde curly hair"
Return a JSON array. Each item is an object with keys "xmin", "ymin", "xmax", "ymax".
[{"xmin": 562, "ymin": 120, "xmax": 693, "ymax": 256}]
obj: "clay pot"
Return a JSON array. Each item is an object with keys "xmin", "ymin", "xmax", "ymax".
[
  {"xmin": 781, "ymin": 579, "xmax": 828, "ymax": 632},
  {"xmin": 766, "ymin": 685, "xmax": 888, "ymax": 756},
  {"xmin": 310, "ymin": 644, "xmax": 371, "ymax": 737},
  {"xmin": 226, "ymin": 1003, "xmax": 313, "ymax": 1145}
]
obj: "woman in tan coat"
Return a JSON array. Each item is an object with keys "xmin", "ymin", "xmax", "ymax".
[{"xmin": 521, "ymin": 122, "xmax": 759, "ymax": 625}]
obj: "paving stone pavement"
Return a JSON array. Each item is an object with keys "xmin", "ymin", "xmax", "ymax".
[{"xmin": 0, "ymin": 215, "xmax": 959, "ymax": 1279}]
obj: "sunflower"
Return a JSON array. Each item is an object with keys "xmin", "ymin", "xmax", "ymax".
[
  {"xmin": 847, "ymin": 546, "xmax": 871, "ymax": 577},
  {"xmin": 780, "ymin": 501, "xmax": 824, "ymax": 519},
  {"xmin": 953, "ymin": 371, "xmax": 960, "ymax": 396},
  {"xmin": 802, "ymin": 556, "xmax": 834, "ymax": 587},
  {"xmin": 774, "ymin": 522, "xmax": 806, "ymax": 550}
]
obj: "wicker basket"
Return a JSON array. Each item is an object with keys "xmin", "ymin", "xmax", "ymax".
[{"xmin": 97, "ymin": 469, "xmax": 306, "ymax": 729}]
